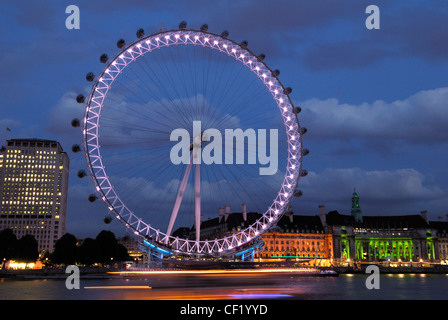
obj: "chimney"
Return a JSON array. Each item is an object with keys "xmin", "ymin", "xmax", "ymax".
[
  {"xmin": 242, "ymin": 203, "xmax": 247, "ymax": 221},
  {"xmin": 225, "ymin": 205, "xmax": 230, "ymax": 222},
  {"xmin": 318, "ymin": 205, "xmax": 327, "ymax": 227},
  {"xmin": 318, "ymin": 204, "xmax": 328, "ymax": 233},
  {"xmin": 219, "ymin": 207, "xmax": 224, "ymax": 223},
  {"xmin": 420, "ymin": 210, "xmax": 429, "ymax": 224}
]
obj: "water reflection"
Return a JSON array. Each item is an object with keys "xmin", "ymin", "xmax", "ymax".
[{"xmin": 1, "ymin": 273, "xmax": 448, "ymax": 300}]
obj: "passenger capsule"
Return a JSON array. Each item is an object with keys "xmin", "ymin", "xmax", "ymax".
[
  {"xmin": 71, "ymin": 118, "xmax": 80, "ymax": 128},
  {"xmin": 71, "ymin": 144, "xmax": 81, "ymax": 153},
  {"xmin": 300, "ymin": 170, "xmax": 308, "ymax": 177},
  {"xmin": 240, "ymin": 40, "xmax": 248, "ymax": 49},
  {"xmin": 86, "ymin": 72, "xmax": 95, "ymax": 82},
  {"xmin": 257, "ymin": 54, "xmax": 266, "ymax": 61},
  {"xmin": 100, "ymin": 53, "xmax": 108, "ymax": 63},
  {"xmin": 103, "ymin": 216, "xmax": 113, "ymax": 224},
  {"xmin": 117, "ymin": 39, "xmax": 125, "ymax": 49},
  {"xmin": 221, "ymin": 30, "xmax": 229, "ymax": 38},
  {"xmin": 294, "ymin": 190, "xmax": 303, "ymax": 198},
  {"xmin": 302, "ymin": 148, "xmax": 310, "ymax": 156},
  {"xmin": 271, "ymin": 69, "xmax": 280, "ymax": 77},
  {"xmin": 200, "ymin": 24, "xmax": 208, "ymax": 31},
  {"xmin": 88, "ymin": 194, "xmax": 98, "ymax": 202},
  {"xmin": 77, "ymin": 170, "xmax": 87, "ymax": 178},
  {"xmin": 179, "ymin": 21, "xmax": 187, "ymax": 29},
  {"xmin": 283, "ymin": 87, "xmax": 292, "ymax": 95},
  {"xmin": 300, "ymin": 127, "xmax": 307, "ymax": 135},
  {"xmin": 293, "ymin": 106, "xmax": 302, "ymax": 114},
  {"xmin": 136, "ymin": 28, "xmax": 145, "ymax": 38},
  {"xmin": 76, "ymin": 94, "xmax": 85, "ymax": 104}
]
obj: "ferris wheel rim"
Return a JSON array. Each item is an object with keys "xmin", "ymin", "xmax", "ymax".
[{"xmin": 81, "ymin": 27, "xmax": 303, "ymax": 255}]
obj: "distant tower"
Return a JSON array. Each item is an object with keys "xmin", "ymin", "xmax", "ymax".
[{"xmin": 351, "ymin": 188, "xmax": 363, "ymax": 223}]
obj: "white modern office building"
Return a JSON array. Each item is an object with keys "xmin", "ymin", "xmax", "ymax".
[{"xmin": 0, "ymin": 138, "xmax": 70, "ymax": 255}]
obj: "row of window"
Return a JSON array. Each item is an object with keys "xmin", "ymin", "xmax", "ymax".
[{"xmin": 264, "ymin": 247, "xmax": 327, "ymax": 252}]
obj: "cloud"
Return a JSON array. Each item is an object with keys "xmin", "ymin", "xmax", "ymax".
[
  {"xmin": 296, "ymin": 167, "xmax": 447, "ymax": 217},
  {"xmin": 303, "ymin": 40, "xmax": 396, "ymax": 71},
  {"xmin": 0, "ymin": 119, "xmax": 21, "ymax": 132},
  {"xmin": 302, "ymin": 3, "xmax": 448, "ymax": 71},
  {"xmin": 380, "ymin": 5, "xmax": 448, "ymax": 62},
  {"xmin": 298, "ymin": 87, "xmax": 448, "ymax": 145}
]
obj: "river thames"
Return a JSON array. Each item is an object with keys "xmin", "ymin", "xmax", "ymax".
[{"xmin": 1, "ymin": 271, "xmax": 447, "ymax": 300}]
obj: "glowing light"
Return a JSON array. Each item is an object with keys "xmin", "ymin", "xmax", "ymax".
[
  {"xmin": 229, "ymin": 293, "xmax": 293, "ymax": 299},
  {"xmin": 84, "ymin": 286, "xmax": 152, "ymax": 290}
]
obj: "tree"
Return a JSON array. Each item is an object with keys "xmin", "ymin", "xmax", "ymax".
[
  {"xmin": 52, "ymin": 233, "xmax": 78, "ymax": 265},
  {"xmin": 95, "ymin": 230, "xmax": 118, "ymax": 265},
  {"xmin": 114, "ymin": 243, "xmax": 131, "ymax": 262},
  {"xmin": 77, "ymin": 238, "xmax": 100, "ymax": 266},
  {"xmin": 0, "ymin": 229, "xmax": 18, "ymax": 268},
  {"xmin": 15, "ymin": 235, "xmax": 39, "ymax": 265}
]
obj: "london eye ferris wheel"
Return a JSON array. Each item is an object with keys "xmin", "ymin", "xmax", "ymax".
[{"xmin": 72, "ymin": 21, "xmax": 308, "ymax": 257}]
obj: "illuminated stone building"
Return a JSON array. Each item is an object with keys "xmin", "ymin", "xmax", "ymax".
[
  {"xmin": 0, "ymin": 139, "xmax": 70, "ymax": 255},
  {"xmin": 324, "ymin": 190, "xmax": 440, "ymax": 263},
  {"xmin": 430, "ymin": 218, "xmax": 448, "ymax": 261},
  {"xmin": 255, "ymin": 211, "xmax": 333, "ymax": 266},
  {"xmin": 181, "ymin": 204, "xmax": 334, "ymax": 265}
]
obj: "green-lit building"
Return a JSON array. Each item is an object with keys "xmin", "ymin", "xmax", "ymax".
[{"xmin": 321, "ymin": 191, "xmax": 442, "ymax": 263}]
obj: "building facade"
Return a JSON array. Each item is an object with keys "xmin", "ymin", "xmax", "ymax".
[
  {"xmin": 0, "ymin": 139, "xmax": 70, "ymax": 255},
  {"xmin": 430, "ymin": 219, "xmax": 448, "ymax": 262},
  {"xmin": 255, "ymin": 213, "xmax": 333, "ymax": 266},
  {"xmin": 322, "ymin": 191, "xmax": 443, "ymax": 264}
]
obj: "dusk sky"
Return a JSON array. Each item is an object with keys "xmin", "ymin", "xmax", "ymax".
[{"xmin": 1, "ymin": 0, "xmax": 447, "ymax": 238}]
